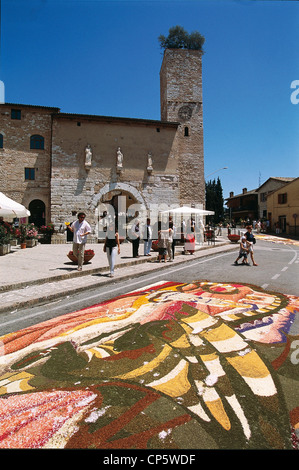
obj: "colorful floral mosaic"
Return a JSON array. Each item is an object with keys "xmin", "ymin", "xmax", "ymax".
[
  {"xmin": 0, "ymin": 281, "xmax": 298, "ymax": 449},
  {"xmin": 255, "ymin": 233, "xmax": 299, "ymax": 247}
]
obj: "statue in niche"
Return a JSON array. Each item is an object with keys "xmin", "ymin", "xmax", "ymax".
[
  {"xmin": 116, "ymin": 147, "xmax": 123, "ymax": 172},
  {"xmin": 85, "ymin": 144, "xmax": 92, "ymax": 168},
  {"xmin": 147, "ymin": 152, "xmax": 153, "ymax": 173}
]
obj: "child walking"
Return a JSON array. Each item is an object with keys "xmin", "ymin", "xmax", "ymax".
[{"xmin": 234, "ymin": 235, "xmax": 250, "ymax": 266}]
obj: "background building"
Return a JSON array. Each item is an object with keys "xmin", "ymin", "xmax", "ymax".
[
  {"xmin": 0, "ymin": 49, "xmax": 205, "ymax": 238},
  {"xmin": 266, "ymin": 177, "xmax": 299, "ymax": 235},
  {"xmin": 225, "ymin": 188, "xmax": 258, "ymax": 224},
  {"xmin": 256, "ymin": 177, "xmax": 295, "ymax": 220}
]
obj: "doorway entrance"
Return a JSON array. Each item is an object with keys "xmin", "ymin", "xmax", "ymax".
[
  {"xmin": 279, "ymin": 215, "xmax": 286, "ymax": 233},
  {"xmin": 29, "ymin": 199, "xmax": 45, "ymax": 227}
]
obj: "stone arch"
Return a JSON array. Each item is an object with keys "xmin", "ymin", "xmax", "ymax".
[
  {"xmin": 91, "ymin": 183, "xmax": 148, "ymax": 240},
  {"xmin": 91, "ymin": 182, "xmax": 147, "ymax": 210}
]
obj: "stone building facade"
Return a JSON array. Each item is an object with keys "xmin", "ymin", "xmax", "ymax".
[{"xmin": 0, "ymin": 49, "xmax": 205, "ymax": 238}]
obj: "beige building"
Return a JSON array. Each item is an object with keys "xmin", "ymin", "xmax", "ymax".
[
  {"xmin": 0, "ymin": 49, "xmax": 205, "ymax": 238},
  {"xmin": 266, "ymin": 177, "xmax": 299, "ymax": 234},
  {"xmin": 256, "ymin": 177, "xmax": 295, "ymax": 220}
]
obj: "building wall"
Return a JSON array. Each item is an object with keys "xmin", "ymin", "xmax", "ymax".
[
  {"xmin": 51, "ymin": 115, "xmax": 180, "ymax": 233},
  {"xmin": 0, "ymin": 49, "xmax": 206, "ymax": 236},
  {"xmin": 266, "ymin": 178, "xmax": 299, "ymax": 234},
  {"xmin": 160, "ymin": 49, "xmax": 205, "ymax": 205},
  {"xmin": 0, "ymin": 104, "xmax": 57, "ymax": 223},
  {"xmin": 257, "ymin": 178, "xmax": 295, "ymax": 219}
]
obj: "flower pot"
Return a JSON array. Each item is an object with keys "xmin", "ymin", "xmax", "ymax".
[
  {"xmin": 228, "ymin": 234, "xmax": 240, "ymax": 243},
  {"xmin": 0, "ymin": 244, "xmax": 11, "ymax": 256},
  {"xmin": 26, "ymin": 239, "xmax": 36, "ymax": 248},
  {"xmin": 21, "ymin": 242, "xmax": 26, "ymax": 249},
  {"xmin": 67, "ymin": 251, "xmax": 95, "ymax": 264}
]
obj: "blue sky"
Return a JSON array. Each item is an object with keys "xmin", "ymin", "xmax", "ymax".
[{"xmin": 1, "ymin": 0, "xmax": 298, "ymax": 201}]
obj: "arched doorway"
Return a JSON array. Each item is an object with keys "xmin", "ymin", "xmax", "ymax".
[
  {"xmin": 29, "ymin": 199, "xmax": 46, "ymax": 227},
  {"xmin": 92, "ymin": 183, "xmax": 147, "ymax": 240}
]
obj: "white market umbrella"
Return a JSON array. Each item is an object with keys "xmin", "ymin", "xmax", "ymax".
[
  {"xmin": 0, "ymin": 192, "xmax": 30, "ymax": 218},
  {"xmin": 161, "ymin": 206, "xmax": 214, "ymax": 216}
]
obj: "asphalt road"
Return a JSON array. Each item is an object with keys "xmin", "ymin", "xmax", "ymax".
[{"xmin": 0, "ymin": 239, "xmax": 298, "ymax": 337}]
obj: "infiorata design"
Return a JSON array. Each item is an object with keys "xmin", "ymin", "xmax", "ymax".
[{"xmin": 0, "ymin": 281, "xmax": 298, "ymax": 449}]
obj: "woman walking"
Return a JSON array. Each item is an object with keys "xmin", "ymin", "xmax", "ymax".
[
  {"xmin": 244, "ymin": 225, "xmax": 258, "ymax": 266},
  {"xmin": 103, "ymin": 223, "xmax": 120, "ymax": 277}
]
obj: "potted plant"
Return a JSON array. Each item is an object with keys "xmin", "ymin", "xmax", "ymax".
[
  {"xmin": 0, "ymin": 224, "xmax": 11, "ymax": 255},
  {"xmin": 67, "ymin": 249, "xmax": 95, "ymax": 264},
  {"xmin": 25, "ymin": 223, "xmax": 38, "ymax": 247},
  {"xmin": 19, "ymin": 224, "xmax": 28, "ymax": 248},
  {"xmin": 10, "ymin": 226, "xmax": 21, "ymax": 246},
  {"xmin": 39, "ymin": 223, "xmax": 55, "ymax": 244},
  {"xmin": 228, "ymin": 233, "xmax": 240, "ymax": 243}
]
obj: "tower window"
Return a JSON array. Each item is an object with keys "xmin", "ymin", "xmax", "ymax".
[
  {"xmin": 0, "ymin": 134, "xmax": 3, "ymax": 148},
  {"xmin": 184, "ymin": 126, "xmax": 189, "ymax": 137},
  {"xmin": 30, "ymin": 135, "xmax": 44, "ymax": 150},
  {"xmin": 11, "ymin": 109, "xmax": 21, "ymax": 120}
]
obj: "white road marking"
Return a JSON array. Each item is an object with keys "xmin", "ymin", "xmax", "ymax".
[{"xmin": 271, "ymin": 274, "xmax": 280, "ymax": 280}]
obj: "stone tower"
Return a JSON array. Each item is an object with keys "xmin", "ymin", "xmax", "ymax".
[{"xmin": 160, "ymin": 49, "xmax": 205, "ymax": 206}]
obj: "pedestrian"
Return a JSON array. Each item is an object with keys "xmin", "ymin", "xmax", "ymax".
[
  {"xmin": 157, "ymin": 224, "xmax": 169, "ymax": 262},
  {"xmin": 244, "ymin": 225, "xmax": 258, "ymax": 266},
  {"xmin": 275, "ymin": 222, "xmax": 280, "ymax": 234},
  {"xmin": 234, "ymin": 235, "xmax": 250, "ymax": 265},
  {"xmin": 167, "ymin": 223, "xmax": 174, "ymax": 261},
  {"xmin": 217, "ymin": 222, "xmax": 223, "ymax": 236},
  {"xmin": 256, "ymin": 220, "xmax": 261, "ymax": 233},
  {"xmin": 131, "ymin": 219, "xmax": 140, "ymax": 258},
  {"xmin": 103, "ymin": 222, "xmax": 120, "ymax": 277},
  {"xmin": 185, "ymin": 219, "xmax": 195, "ymax": 254},
  {"xmin": 197, "ymin": 218, "xmax": 205, "ymax": 245},
  {"xmin": 68, "ymin": 212, "xmax": 91, "ymax": 271},
  {"xmin": 143, "ymin": 218, "xmax": 152, "ymax": 256},
  {"xmin": 169, "ymin": 220, "xmax": 176, "ymax": 260}
]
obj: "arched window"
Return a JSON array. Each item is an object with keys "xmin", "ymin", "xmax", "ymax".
[
  {"xmin": 0, "ymin": 134, "xmax": 3, "ymax": 148},
  {"xmin": 30, "ymin": 134, "xmax": 44, "ymax": 150},
  {"xmin": 184, "ymin": 126, "xmax": 189, "ymax": 137}
]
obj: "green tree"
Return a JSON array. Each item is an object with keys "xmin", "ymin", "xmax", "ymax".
[
  {"xmin": 205, "ymin": 177, "xmax": 224, "ymax": 223},
  {"xmin": 158, "ymin": 26, "xmax": 205, "ymax": 52}
]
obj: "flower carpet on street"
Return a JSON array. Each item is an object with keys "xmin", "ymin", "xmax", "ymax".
[
  {"xmin": 0, "ymin": 280, "xmax": 298, "ymax": 449},
  {"xmin": 255, "ymin": 233, "xmax": 299, "ymax": 247}
]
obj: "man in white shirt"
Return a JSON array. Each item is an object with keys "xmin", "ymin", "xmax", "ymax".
[{"xmin": 69, "ymin": 212, "xmax": 91, "ymax": 271}]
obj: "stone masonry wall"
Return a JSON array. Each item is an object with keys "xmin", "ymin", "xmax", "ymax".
[
  {"xmin": 51, "ymin": 116, "xmax": 180, "ymax": 233},
  {"xmin": 160, "ymin": 49, "xmax": 205, "ymax": 206},
  {"xmin": 0, "ymin": 104, "xmax": 56, "ymax": 221}
]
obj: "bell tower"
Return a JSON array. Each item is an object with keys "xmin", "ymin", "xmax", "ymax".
[{"xmin": 160, "ymin": 49, "xmax": 205, "ymax": 206}]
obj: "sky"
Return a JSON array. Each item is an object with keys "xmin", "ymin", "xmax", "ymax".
[{"xmin": 1, "ymin": 0, "xmax": 298, "ymax": 201}]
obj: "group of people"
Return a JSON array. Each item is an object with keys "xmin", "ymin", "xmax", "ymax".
[
  {"xmin": 234, "ymin": 225, "xmax": 258, "ymax": 266},
  {"xmin": 69, "ymin": 213, "xmax": 259, "ymax": 278},
  {"xmin": 130, "ymin": 218, "xmax": 176, "ymax": 262},
  {"xmin": 68, "ymin": 213, "xmax": 201, "ymax": 277}
]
